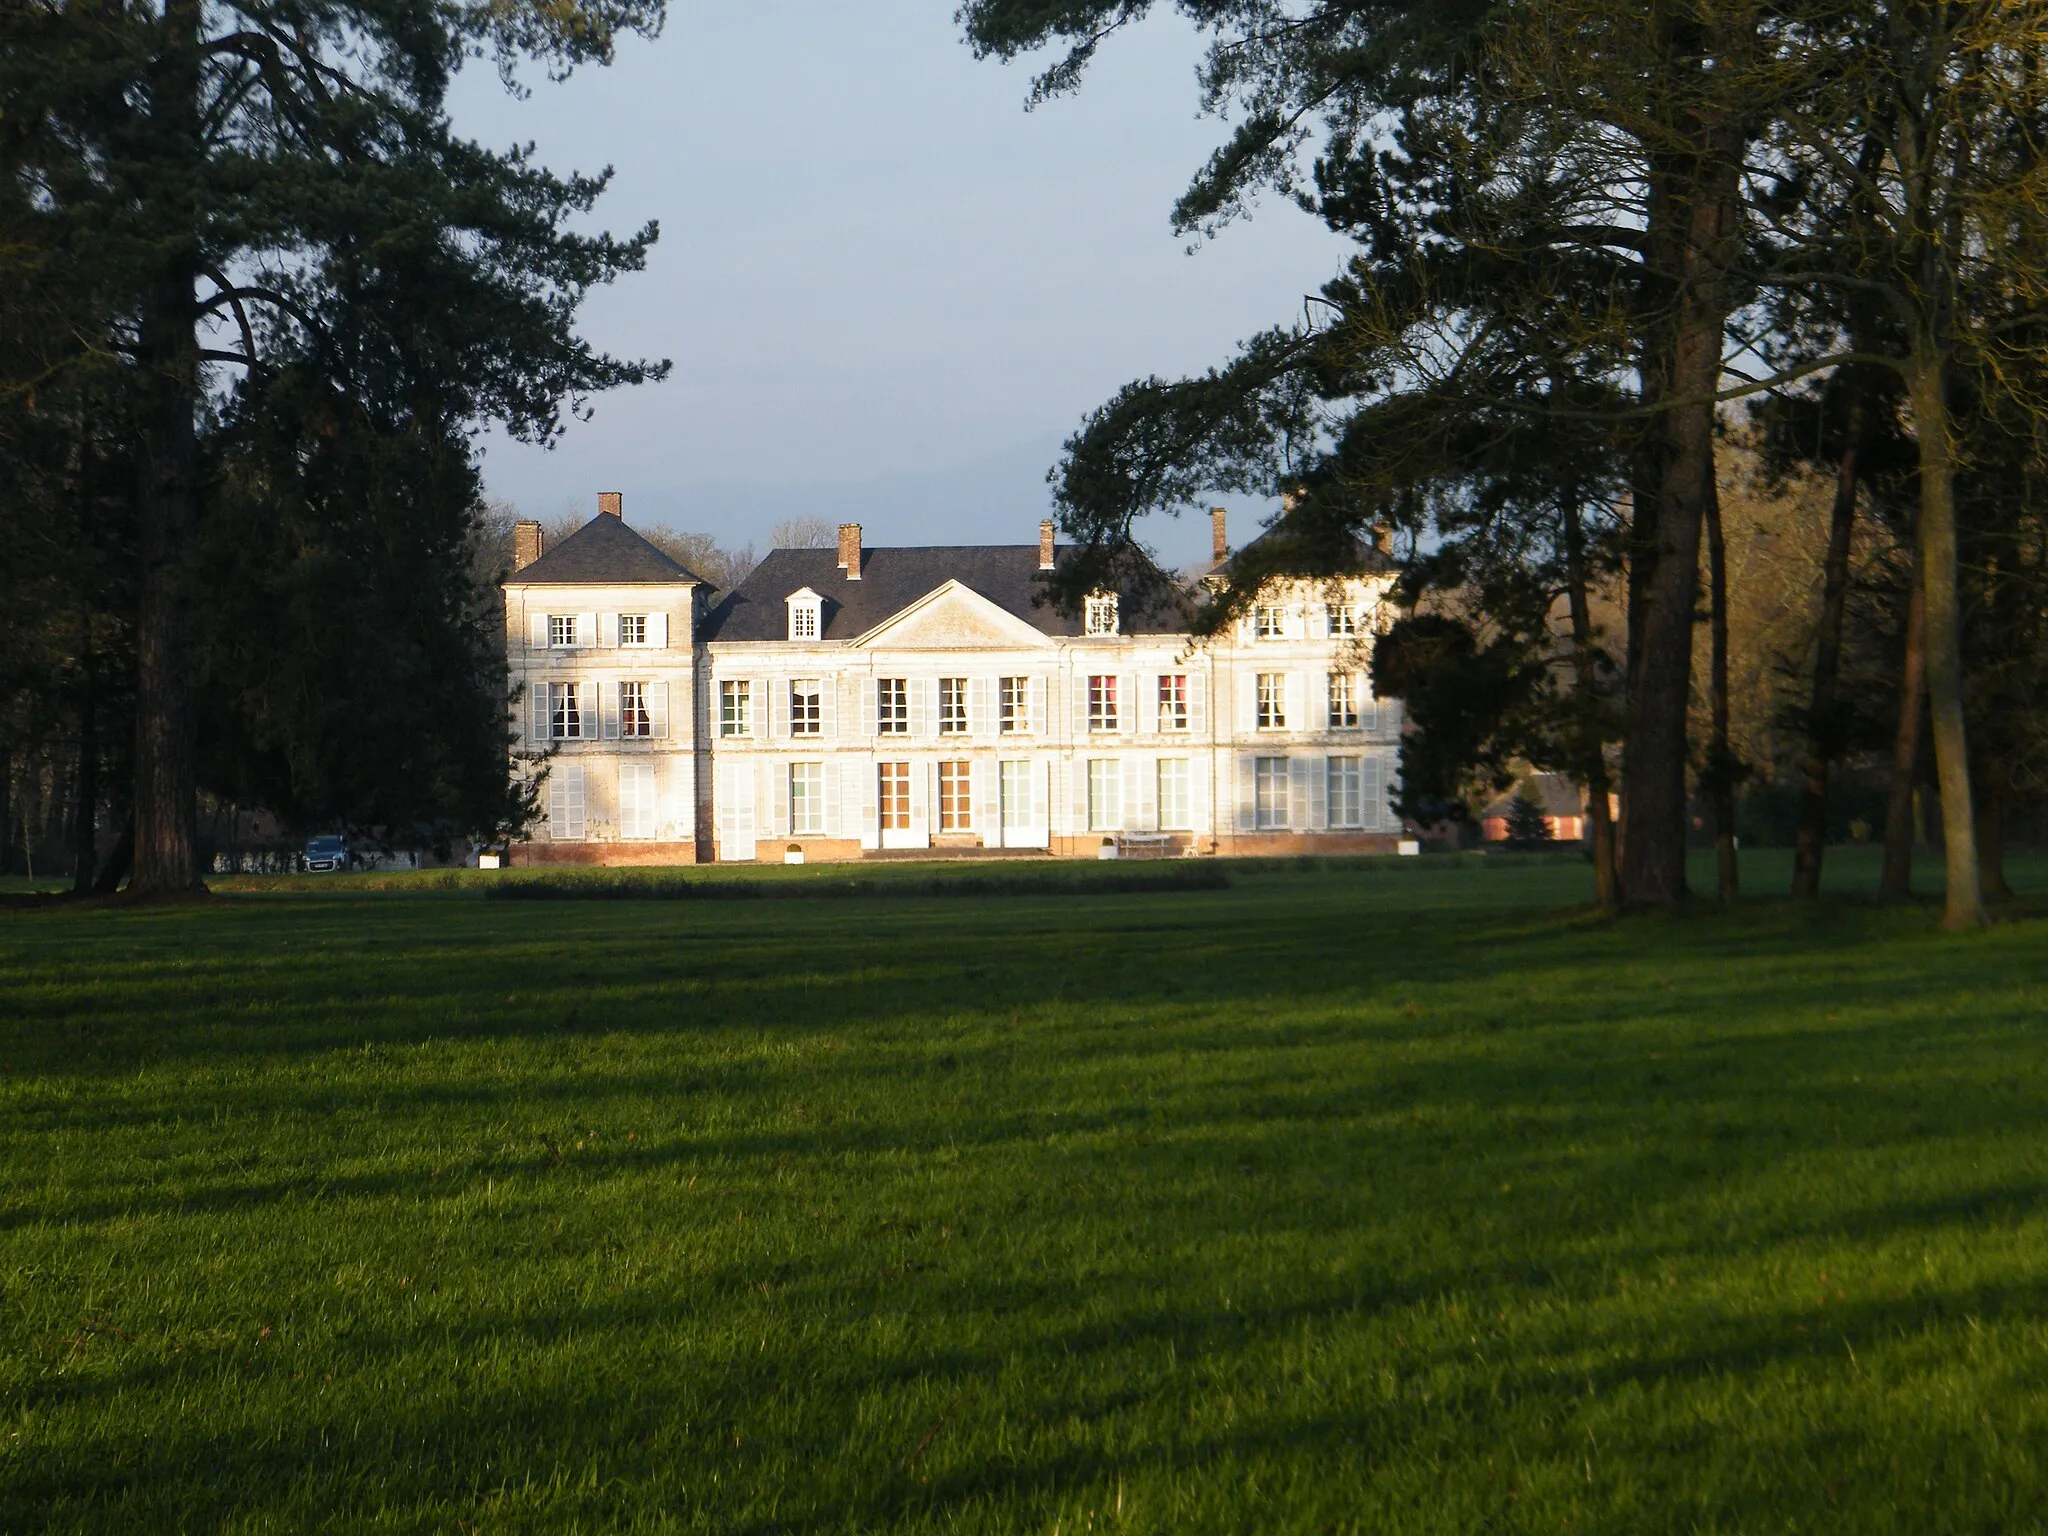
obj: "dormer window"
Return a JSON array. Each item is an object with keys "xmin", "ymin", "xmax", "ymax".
[
  {"xmin": 1084, "ymin": 592, "xmax": 1119, "ymax": 637},
  {"xmin": 787, "ymin": 589, "xmax": 823, "ymax": 642}
]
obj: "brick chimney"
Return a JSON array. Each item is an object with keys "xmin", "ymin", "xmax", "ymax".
[
  {"xmin": 596, "ymin": 491, "xmax": 623, "ymax": 518},
  {"xmin": 1210, "ymin": 507, "xmax": 1228, "ymax": 566},
  {"xmin": 837, "ymin": 522, "xmax": 862, "ymax": 580},
  {"xmin": 1038, "ymin": 519, "xmax": 1056, "ymax": 571},
  {"xmin": 513, "ymin": 520, "xmax": 544, "ymax": 572}
]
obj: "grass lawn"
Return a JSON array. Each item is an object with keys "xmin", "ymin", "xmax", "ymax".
[{"xmin": 4, "ymin": 849, "xmax": 2048, "ymax": 1532}]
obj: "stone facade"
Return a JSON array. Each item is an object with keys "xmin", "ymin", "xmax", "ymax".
[{"xmin": 504, "ymin": 503, "xmax": 1404, "ymax": 863}]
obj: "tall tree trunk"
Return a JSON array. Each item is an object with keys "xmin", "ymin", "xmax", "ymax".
[
  {"xmin": 128, "ymin": 0, "xmax": 204, "ymax": 895},
  {"xmin": 1908, "ymin": 353, "xmax": 1983, "ymax": 928},
  {"xmin": 71, "ymin": 669, "xmax": 97, "ymax": 894},
  {"xmin": 1704, "ymin": 461, "xmax": 1737, "ymax": 900},
  {"xmin": 1561, "ymin": 489, "xmax": 1618, "ymax": 910},
  {"xmin": 1879, "ymin": 539, "xmax": 1927, "ymax": 901},
  {"xmin": 1791, "ymin": 396, "xmax": 1867, "ymax": 898},
  {"xmin": 1621, "ymin": 130, "xmax": 1741, "ymax": 907}
]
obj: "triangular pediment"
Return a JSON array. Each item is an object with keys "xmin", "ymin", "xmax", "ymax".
[{"xmin": 850, "ymin": 580, "xmax": 1056, "ymax": 650}]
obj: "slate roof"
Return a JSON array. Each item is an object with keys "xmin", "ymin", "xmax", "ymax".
[
  {"xmin": 701, "ymin": 545, "xmax": 1187, "ymax": 643},
  {"xmin": 509, "ymin": 515, "xmax": 703, "ymax": 586},
  {"xmin": 1481, "ymin": 773, "xmax": 1586, "ymax": 821},
  {"xmin": 1215, "ymin": 518, "xmax": 1399, "ymax": 579}
]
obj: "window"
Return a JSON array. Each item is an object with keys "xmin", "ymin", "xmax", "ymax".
[
  {"xmin": 1328, "ymin": 672, "xmax": 1360, "ymax": 729},
  {"xmin": 938, "ymin": 761, "xmax": 971, "ymax": 830},
  {"xmin": 1256, "ymin": 672, "xmax": 1287, "ymax": 731},
  {"xmin": 1254, "ymin": 604, "xmax": 1285, "ymax": 640},
  {"xmin": 1157, "ymin": 674, "xmax": 1189, "ymax": 731},
  {"xmin": 876, "ymin": 678, "xmax": 908, "ymax": 735},
  {"xmin": 1084, "ymin": 593, "xmax": 1119, "ymax": 636},
  {"xmin": 548, "ymin": 614, "xmax": 577, "ymax": 648},
  {"xmin": 790, "ymin": 679, "xmax": 821, "ymax": 736},
  {"xmin": 548, "ymin": 763, "xmax": 585, "ymax": 840},
  {"xmin": 720, "ymin": 680, "xmax": 752, "ymax": 737},
  {"xmin": 788, "ymin": 597, "xmax": 821, "ymax": 641},
  {"xmin": 1000, "ymin": 676, "xmax": 1031, "ymax": 733},
  {"xmin": 878, "ymin": 762, "xmax": 910, "ymax": 830},
  {"xmin": 619, "ymin": 764, "xmax": 657, "ymax": 840},
  {"xmin": 1328, "ymin": 757, "xmax": 1364, "ymax": 828},
  {"xmin": 1088, "ymin": 759, "xmax": 1122, "ymax": 830},
  {"xmin": 1088, "ymin": 674, "xmax": 1120, "ymax": 733},
  {"xmin": 1158, "ymin": 759, "xmax": 1192, "ymax": 830},
  {"xmin": 1255, "ymin": 757, "xmax": 1289, "ymax": 829},
  {"xmin": 1000, "ymin": 760, "xmax": 1033, "ymax": 830},
  {"xmin": 790, "ymin": 762, "xmax": 825, "ymax": 835},
  {"xmin": 619, "ymin": 614, "xmax": 648, "ymax": 646},
  {"xmin": 548, "ymin": 681, "xmax": 581, "ymax": 740},
  {"xmin": 1327, "ymin": 603, "xmax": 1357, "ymax": 637},
  {"xmin": 620, "ymin": 681, "xmax": 651, "ymax": 738},
  {"xmin": 939, "ymin": 678, "xmax": 968, "ymax": 735}
]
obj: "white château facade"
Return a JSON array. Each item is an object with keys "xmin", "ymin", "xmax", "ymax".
[{"xmin": 503, "ymin": 495, "xmax": 1403, "ymax": 863}]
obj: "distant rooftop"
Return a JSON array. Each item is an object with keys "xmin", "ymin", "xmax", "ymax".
[{"xmin": 510, "ymin": 510, "xmax": 703, "ymax": 586}]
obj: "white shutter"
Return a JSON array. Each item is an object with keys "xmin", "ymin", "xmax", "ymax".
[
  {"xmin": 1029, "ymin": 676, "xmax": 1046, "ymax": 736},
  {"xmin": 1236, "ymin": 753, "xmax": 1257, "ymax": 831},
  {"xmin": 576, "ymin": 612, "xmax": 597, "ymax": 648},
  {"xmin": 649, "ymin": 612, "xmax": 669, "ymax": 649},
  {"xmin": 1285, "ymin": 672, "xmax": 1305, "ymax": 733},
  {"xmin": 968, "ymin": 677, "xmax": 989, "ymax": 738},
  {"xmin": 824, "ymin": 759, "xmax": 841, "ymax": 837},
  {"xmin": 1289, "ymin": 756, "xmax": 1311, "ymax": 829},
  {"xmin": 648, "ymin": 682, "xmax": 670, "ymax": 740},
  {"xmin": 821, "ymin": 678, "xmax": 840, "ymax": 740},
  {"xmin": 1309, "ymin": 755, "xmax": 1328, "ymax": 830},
  {"xmin": 1362, "ymin": 682, "xmax": 1380, "ymax": 735},
  {"xmin": 911, "ymin": 678, "xmax": 931, "ymax": 739},
  {"xmin": 1309, "ymin": 602, "xmax": 1328, "ymax": 640},
  {"xmin": 976, "ymin": 758, "xmax": 1000, "ymax": 834},
  {"xmin": 1362, "ymin": 755, "xmax": 1385, "ymax": 831},
  {"xmin": 600, "ymin": 682, "xmax": 620, "ymax": 740},
  {"xmin": 1239, "ymin": 673, "xmax": 1259, "ymax": 736},
  {"xmin": 909, "ymin": 760, "xmax": 930, "ymax": 839},
  {"xmin": 578, "ymin": 682, "xmax": 600, "ymax": 739},
  {"xmin": 1118, "ymin": 673, "xmax": 1136, "ymax": 734},
  {"xmin": 772, "ymin": 680, "xmax": 790, "ymax": 740},
  {"xmin": 1310, "ymin": 672, "xmax": 1330, "ymax": 732},
  {"xmin": 860, "ymin": 678, "xmax": 877, "ymax": 737},
  {"xmin": 1140, "ymin": 675, "xmax": 1158, "ymax": 735},
  {"xmin": 1134, "ymin": 756, "xmax": 1155, "ymax": 831},
  {"xmin": 529, "ymin": 682, "xmax": 549, "ymax": 743},
  {"xmin": 530, "ymin": 612, "xmax": 550, "ymax": 651},
  {"xmin": 858, "ymin": 761, "xmax": 878, "ymax": 843},
  {"xmin": 1072, "ymin": 674, "xmax": 1090, "ymax": 737},
  {"xmin": 1072, "ymin": 760, "xmax": 1091, "ymax": 834},
  {"xmin": 552, "ymin": 764, "xmax": 586, "ymax": 841},
  {"xmin": 600, "ymin": 612, "xmax": 620, "ymax": 647},
  {"xmin": 1189, "ymin": 672, "xmax": 1208, "ymax": 737},
  {"xmin": 1191, "ymin": 756, "xmax": 1211, "ymax": 833},
  {"xmin": 1031, "ymin": 759, "xmax": 1050, "ymax": 834},
  {"xmin": 774, "ymin": 762, "xmax": 791, "ymax": 838}
]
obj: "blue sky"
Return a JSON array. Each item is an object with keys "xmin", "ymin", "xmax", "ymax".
[{"xmin": 450, "ymin": 4, "xmax": 1350, "ymax": 570}]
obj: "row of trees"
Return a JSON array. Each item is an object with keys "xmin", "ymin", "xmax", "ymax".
[
  {"xmin": 964, "ymin": 0, "xmax": 2048, "ymax": 927},
  {"xmin": 1, "ymin": 0, "xmax": 669, "ymax": 891}
]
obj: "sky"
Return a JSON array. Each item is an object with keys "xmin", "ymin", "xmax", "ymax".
[{"xmin": 449, "ymin": 3, "xmax": 1352, "ymax": 572}]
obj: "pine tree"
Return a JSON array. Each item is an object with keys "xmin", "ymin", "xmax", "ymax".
[
  {"xmin": 2, "ymin": 0, "xmax": 668, "ymax": 890},
  {"xmin": 1503, "ymin": 792, "xmax": 1553, "ymax": 850}
]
